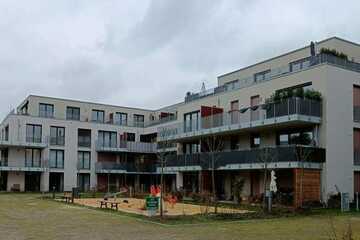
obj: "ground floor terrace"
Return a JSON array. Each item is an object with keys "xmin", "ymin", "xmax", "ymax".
[{"xmin": 177, "ymin": 168, "xmax": 322, "ymax": 208}]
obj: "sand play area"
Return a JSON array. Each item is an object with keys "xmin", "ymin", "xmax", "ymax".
[{"xmin": 74, "ymin": 198, "xmax": 251, "ymax": 216}]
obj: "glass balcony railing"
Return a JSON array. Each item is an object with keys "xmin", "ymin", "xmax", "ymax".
[
  {"xmin": 95, "ymin": 140, "xmax": 157, "ymax": 153},
  {"xmin": 50, "ymin": 136, "xmax": 65, "ymax": 146},
  {"xmin": 165, "ymin": 145, "xmax": 325, "ymax": 169},
  {"xmin": 95, "ymin": 161, "xmax": 156, "ymax": 173},
  {"xmin": 159, "ymin": 97, "xmax": 321, "ymax": 139}
]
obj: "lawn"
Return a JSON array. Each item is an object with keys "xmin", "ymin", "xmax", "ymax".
[{"xmin": 0, "ymin": 193, "xmax": 360, "ymax": 240}]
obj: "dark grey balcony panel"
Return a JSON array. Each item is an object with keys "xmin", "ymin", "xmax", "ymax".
[
  {"xmin": 165, "ymin": 146, "xmax": 325, "ymax": 169},
  {"xmin": 354, "ymin": 150, "xmax": 360, "ymax": 165}
]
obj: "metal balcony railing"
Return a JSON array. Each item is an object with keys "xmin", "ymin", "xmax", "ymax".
[
  {"xmin": 25, "ymin": 136, "xmax": 42, "ymax": 143},
  {"xmin": 159, "ymin": 97, "xmax": 321, "ymax": 139},
  {"xmin": 95, "ymin": 140, "xmax": 157, "ymax": 153},
  {"xmin": 185, "ymin": 53, "xmax": 360, "ymax": 103},
  {"xmin": 165, "ymin": 146, "xmax": 325, "ymax": 169}
]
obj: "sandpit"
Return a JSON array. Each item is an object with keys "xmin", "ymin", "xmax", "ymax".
[{"xmin": 74, "ymin": 198, "xmax": 251, "ymax": 216}]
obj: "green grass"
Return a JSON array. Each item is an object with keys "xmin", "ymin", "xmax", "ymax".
[{"xmin": 1, "ymin": 193, "xmax": 360, "ymax": 240}]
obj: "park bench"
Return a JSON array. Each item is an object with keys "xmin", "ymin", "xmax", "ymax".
[{"xmin": 99, "ymin": 200, "xmax": 121, "ymax": 211}]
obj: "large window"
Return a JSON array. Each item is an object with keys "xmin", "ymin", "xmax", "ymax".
[
  {"xmin": 114, "ymin": 112, "xmax": 128, "ymax": 126},
  {"xmin": 289, "ymin": 57, "xmax": 310, "ymax": 72},
  {"xmin": 98, "ymin": 131, "xmax": 117, "ymax": 148},
  {"xmin": 78, "ymin": 151, "xmax": 90, "ymax": 170},
  {"xmin": 91, "ymin": 110, "xmax": 104, "ymax": 123},
  {"xmin": 254, "ymin": 69, "xmax": 271, "ymax": 82},
  {"xmin": 184, "ymin": 111, "xmax": 200, "ymax": 132},
  {"xmin": 133, "ymin": 114, "xmax": 144, "ymax": 127},
  {"xmin": 276, "ymin": 130, "xmax": 314, "ymax": 146},
  {"xmin": 25, "ymin": 149, "xmax": 41, "ymax": 167},
  {"xmin": 50, "ymin": 126, "xmax": 65, "ymax": 146},
  {"xmin": 26, "ymin": 124, "xmax": 42, "ymax": 143},
  {"xmin": 49, "ymin": 150, "xmax": 64, "ymax": 169},
  {"xmin": 39, "ymin": 103, "xmax": 54, "ymax": 118},
  {"xmin": 78, "ymin": 129, "xmax": 91, "ymax": 148},
  {"xmin": 66, "ymin": 107, "xmax": 80, "ymax": 121}
]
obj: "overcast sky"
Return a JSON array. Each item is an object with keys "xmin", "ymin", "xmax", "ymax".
[{"xmin": 0, "ymin": 0, "xmax": 359, "ymax": 118}]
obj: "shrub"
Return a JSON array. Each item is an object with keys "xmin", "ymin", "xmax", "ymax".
[{"xmin": 320, "ymin": 48, "xmax": 348, "ymax": 61}]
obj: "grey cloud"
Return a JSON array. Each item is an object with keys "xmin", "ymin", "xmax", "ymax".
[{"xmin": 0, "ymin": 0, "xmax": 360, "ymax": 118}]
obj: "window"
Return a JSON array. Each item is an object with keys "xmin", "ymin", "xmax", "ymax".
[
  {"xmin": 50, "ymin": 126, "xmax": 65, "ymax": 146},
  {"xmin": 251, "ymin": 134, "xmax": 260, "ymax": 148},
  {"xmin": 125, "ymin": 132, "xmax": 135, "ymax": 142},
  {"xmin": 26, "ymin": 124, "xmax": 42, "ymax": 143},
  {"xmin": 184, "ymin": 111, "xmax": 200, "ymax": 132},
  {"xmin": 226, "ymin": 80, "xmax": 239, "ymax": 90},
  {"xmin": 184, "ymin": 143, "xmax": 200, "ymax": 154},
  {"xmin": 39, "ymin": 103, "xmax": 54, "ymax": 118},
  {"xmin": 4, "ymin": 125, "xmax": 9, "ymax": 141},
  {"xmin": 0, "ymin": 149, "xmax": 8, "ymax": 166},
  {"xmin": 133, "ymin": 114, "xmax": 144, "ymax": 127},
  {"xmin": 25, "ymin": 149, "xmax": 41, "ymax": 167},
  {"xmin": 114, "ymin": 112, "xmax": 128, "ymax": 126},
  {"xmin": 66, "ymin": 107, "xmax": 80, "ymax": 120},
  {"xmin": 276, "ymin": 130, "xmax": 314, "ymax": 146},
  {"xmin": 78, "ymin": 173, "xmax": 90, "ymax": 192},
  {"xmin": 250, "ymin": 95, "xmax": 260, "ymax": 121},
  {"xmin": 254, "ymin": 69, "xmax": 271, "ymax": 82},
  {"xmin": 49, "ymin": 150, "xmax": 64, "ymax": 169},
  {"xmin": 91, "ymin": 110, "xmax": 104, "ymax": 123},
  {"xmin": 98, "ymin": 131, "xmax": 117, "ymax": 148},
  {"xmin": 78, "ymin": 151, "xmax": 90, "ymax": 170},
  {"xmin": 289, "ymin": 57, "xmax": 310, "ymax": 72},
  {"xmin": 78, "ymin": 129, "xmax": 91, "ymax": 147},
  {"xmin": 230, "ymin": 100, "xmax": 239, "ymax": 124}
]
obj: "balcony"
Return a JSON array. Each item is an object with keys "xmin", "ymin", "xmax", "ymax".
[
  {"xmin": 159, "ymin": 97, "xmax": 321, "ymax": 141},
  {"xmin": 95, "ymin": 161, "xmax": 156, "ymax": 173},
  {"xmin": 0, "ymin": 137, "xmax": 48, "ymax": 149},
  {"xmin": 95, "ymin": 140, "xmax": 157, "ymax": 153},
  {"xmin": 0, "ymin": 160, "xmax": 47, "ymax": 172},
  {"xmin": 162, "ymin": 145, "xmax": 325, "ymax": 172},
  {"xmin": 185, "ymin": 53, "xmax": 360, "ymax": 103}
]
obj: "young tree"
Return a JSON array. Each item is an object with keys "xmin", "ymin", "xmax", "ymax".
[
  {"xmin": 256, "ymin": 147, "xmax": 276, "ymax": 211},
  {"xmin": 156, "ymin": 139, "xmax": 174, "ymax": 218},
  {"xmin": 201, "ymin": 135, "xmax": 224, "ymax": 214},
  {"xmin": 295, "ymin": 145, "xmax": 314, "ymax": 208}
]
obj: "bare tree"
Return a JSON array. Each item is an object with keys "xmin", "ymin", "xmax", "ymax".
[
  {"xmin": 156, "ymin": 139, "xmax": 173, "ymax": 218},
  {"xmin": 201, "ymin": 135, "xmax": 224, "ymax": 214},
  {"xmin": 256, "ymin": 147, "xmax": 276, "ymax": 211},
  {"xmin": 295, "ymin": 145, "xmax": 314, "ymax": 208}
]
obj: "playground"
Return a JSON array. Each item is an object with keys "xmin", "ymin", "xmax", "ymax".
[{"xmin": 74, "ymin": 197, "xmax": 250, "ymax": 216}]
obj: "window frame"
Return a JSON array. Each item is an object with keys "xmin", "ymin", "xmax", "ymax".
[
  {"xmin": 39, "ymin": 103, "xmax": 54, "ymax": 118},
  {"xmin": 66, "ymin": 106, "xmax": 80, "ymax": 121},
  {"xmin": 91, "ymin": 109, "xmax": 105, "ymax": 123},
  {"xmin": 26, "ymin": 124, "xmax": 42, "ymax": 143},
  {"xmin": 78, "ymin": 151, "xmax": 91, "ymax": 170},
  {"xmin": 50, "ymin": 126, "xmax": 65, "ymax": 146},
  {"xmin": 49, "ymin": 149, "xmax": 64, "ymax": 169}
]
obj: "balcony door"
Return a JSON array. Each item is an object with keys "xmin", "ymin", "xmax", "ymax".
[
  {"xmin": 250, "ymin": 96, "xmax": 260, "ymax": 121},
  {"xmin": 230, "ymin": 100, "xmax": 239, "ymax": 124}
]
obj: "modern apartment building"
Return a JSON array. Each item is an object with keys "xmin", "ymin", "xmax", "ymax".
[{"xmin": 1, "ymin": 36, "xmax": 360, "ymax": 207}]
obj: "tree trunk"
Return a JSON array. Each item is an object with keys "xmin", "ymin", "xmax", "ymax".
[
  {"xmin": 160, "ymin": 160, "xmax": 164, "ymax": 218},
  {"xmin": 212, "ymin": 153, "xmax": 217, "ymax": 214}
]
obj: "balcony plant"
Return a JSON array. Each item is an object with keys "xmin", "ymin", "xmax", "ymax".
[{"xmin": 320, "ymin": 47, "xmax": 348, "ymax": 61}]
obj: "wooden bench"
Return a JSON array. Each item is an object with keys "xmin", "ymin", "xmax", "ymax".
[{"xmin": 99, "ymin": 200, "xmax": 120, "ymax": 211}]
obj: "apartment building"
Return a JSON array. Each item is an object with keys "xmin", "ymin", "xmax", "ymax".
[{"xmin": 1, "ymin": 36, "xmax": 360, "ymax": 207}]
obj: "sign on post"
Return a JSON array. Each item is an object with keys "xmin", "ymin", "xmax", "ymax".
[
  {"xmin": 341, "ymin": 192, "xmax": 350, "ymax": 212},
  {"xmin": 146, "ymin": 196, "xmax": 159, "ymax": 216}
]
